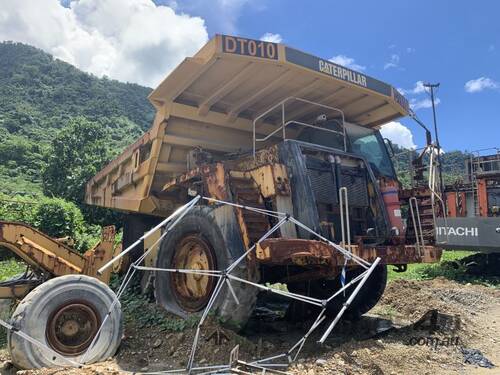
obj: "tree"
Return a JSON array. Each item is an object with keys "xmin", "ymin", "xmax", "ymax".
[
  {"xmin": 35, "ymin": 197, "xmax": 85, "ymax": 243},
  {"xmin": 42, "ymin": 117, "xmax": 111, "ymax": 204}
]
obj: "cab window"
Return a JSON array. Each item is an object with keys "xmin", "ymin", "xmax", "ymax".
[{"xmin": 346, "ymin": 123, "xmax": 396, "ymax": 178}]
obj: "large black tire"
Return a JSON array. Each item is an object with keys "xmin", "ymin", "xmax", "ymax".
[
  {"xmin": 154, "ymin": 206, "xmax": 258, "ymax": 330},
  {"xmin": 8, "ymin": 275, "xmax": 122, "ymax": 369},
  {"xmin": 287, "ymin": 265, "xmax": 387, "ymax": 321}
]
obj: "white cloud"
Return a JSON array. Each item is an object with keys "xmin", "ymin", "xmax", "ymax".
[
  {"xmin": 397, "ymin": 81, "xmax": 440, "ymax": 111},
  {"xmin": 172, "ymin": 0, "xmax": 262, "ymax": 34},
  {"xmin": 380, "ymin": 121, "xmax": 416, "ymax": 149},
  {"xmin": 383, "ymin": 53, "xmax": 400, "ymax": 70},
  {"xmin": 406, "ymin": 47, "xmax": 416, "ymax": 53},
  {"xmin": 329, "ymin": 55, "xmax": 366, "ymax": 71},
  {"xmin": 489, "ymin": 44, "xmax": 495, "ymax": 52},
  {"xmin": 464, "ymin": 77, "xmax": 499, "ymax": 93},
  {"xmin": 0, "ymin": 0, "xmax": 208, "ymax": 87},
  {"xmin": 403, "ymin": 81, "xmax": 425, "ymax": 95},
  {"xmin": 260, "ymin": 32, "xmax": 282, "ymax": 43},
  {"xmin": 410, "ymin": 97, "xmax": 441, "ymax": 110},
  {"xmin": 398, "ymin": 81, "xmax": 427, "ymax": 96},
  {"xmin": 411, "ymin": 80, "xmax": 426, "ymax": 94}
]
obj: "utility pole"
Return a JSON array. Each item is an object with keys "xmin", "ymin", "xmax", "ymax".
[{"xmin": 423, "ymin": 82, "xmax": 444, "ymax": 194}]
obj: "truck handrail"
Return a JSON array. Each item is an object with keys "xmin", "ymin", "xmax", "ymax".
[
  {"xmin": 428, "ymin": 145, "xmax": 449, "ymax": 244},
  {"xmin": 252, "ymin": 96, "xmax": 346, "ymax": 156}
]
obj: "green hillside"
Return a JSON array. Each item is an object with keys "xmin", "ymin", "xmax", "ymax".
[{"xmin": 0, "ymin": 41, "xmax": 155, "ymax": 195}]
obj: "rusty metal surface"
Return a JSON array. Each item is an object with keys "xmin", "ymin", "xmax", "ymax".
[
  {"xmin": 46, "ymin": 299, "xmax": 101, "ymax": 356},
  {"xmin": 226, "ymin": 145, "xmax": 281, "ymax": 171},
  {"xmin": 477, "ymin": 178, "xmax": 489, "ymax": 217},
  {"xmin": 162, "ymin": 163, "xmax": 229, "ymax": 201},
  {"xmin": 0, "ymin": 221, "xmax": 86, "ymax": 274},
  {"xmin": 0, "ymin": 222, "xmax": 118, "ymax": 299},
  {"xmin": 229, "ymin": 173, "xmax": 269, "ymax": 281},
  {"xmin": 170, "ymin": 235, "xmax": 216, "ymax": 312},
  {"xmin": 86, "ymin": 34, "xmax": 409, "ymax": 215},
  {"xmin": 82, "ymin": 225, "xmax": 117, "ymax": 284},
  {"xmin": 257, "ymin": 238, "xmax": 442, "ymax": 267},
  {"xmin": 0, "ymin": 284, "xmax": 37, "ymax": 299}
]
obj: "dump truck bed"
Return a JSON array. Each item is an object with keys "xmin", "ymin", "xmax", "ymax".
[{"xmin": 86, "ymin": 34, "xmax": 409, "ymax": 216}]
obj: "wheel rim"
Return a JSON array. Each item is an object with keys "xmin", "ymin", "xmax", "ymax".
[
  {"xmin": 46, "ymin": 300, "xmax": 101, "ymax": 356},
  {"xmin": 170, "ymin": 235, "xmax": 217, "ymax": 312}
]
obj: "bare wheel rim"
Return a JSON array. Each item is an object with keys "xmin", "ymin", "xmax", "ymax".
[
  {"xmin": 170, "ymin": 235, "xmax": 217, "ymax": 312},
  {"xmin": 46, "ymin": 300, "xmax": 101, "ymax": 356}
]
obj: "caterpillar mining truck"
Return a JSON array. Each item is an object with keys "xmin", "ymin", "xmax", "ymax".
[{"xmin": 85, "ymin": 34, "xmax": 442, "ymax": 326}]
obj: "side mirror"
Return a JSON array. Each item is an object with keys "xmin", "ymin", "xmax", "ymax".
[{"xmin": 384, "ymin": 138, "xmax": 395, "ymax": 157}]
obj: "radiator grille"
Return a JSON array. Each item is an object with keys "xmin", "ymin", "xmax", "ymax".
[
  {"xmin": 307, "ymin": 169, "xmax": 336, "ymax": 204},
  {"xmin": 341, "ymin": 171, "xmax": 368, "ymax": 207}
]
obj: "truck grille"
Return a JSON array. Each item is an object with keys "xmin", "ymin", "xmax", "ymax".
[
  {"xmin": 305, "ymin": 157, "xmax": 337, "ymax": 205},
  {"xmin": 341, "ymin": 169, "xmax": 369, "ymax": 207},
  {"xmin": 307, "ymin": 169, "xmax": 337, "ymax": 204}
]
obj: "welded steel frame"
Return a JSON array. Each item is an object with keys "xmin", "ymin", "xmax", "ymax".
[
  {"xmin": 252, "ymin": 96, "xmax": 346, "ymax": 156},
  {"xmin": 1, "ymin": 195, "xmax": 381, "ymax": 375}
]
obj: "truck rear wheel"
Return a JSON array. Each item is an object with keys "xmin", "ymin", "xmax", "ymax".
[
  {"xmin": 8, "ymin": 275, "xmax": 122, "ymax": 369},
  {"xmin": 287, "ymin": 265, "xmax": 387, "ymax": 321},
  {"xmin": 154, "ymin": 206, "xmax": 258, "ymax": 330},
  {"xmin": 122, "ymin": 214, "xmax": 161, "ymax": 262}
]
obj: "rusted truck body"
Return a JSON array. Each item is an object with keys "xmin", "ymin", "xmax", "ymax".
[
  {"xmin": 0, "ymin": 222, "xmax": 117, "ymax": 298},
  {"xmin": 85, "ymin": 35, "xmax": 441, "ymax": 324}
]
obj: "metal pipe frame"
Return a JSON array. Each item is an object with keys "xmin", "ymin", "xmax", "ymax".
[
  {"xmin": 0, "ymin": 318, "xmax": 83, "ymax": 368},
  {"xmin": 256, "ymin": 119, "xmax": 345, "ymax": 143},
  {"xmin": 409, "ymin": 197, "xmax": 424, "ymax": 256},
  {"xmin": 427, "ymin": 145, "xmax": 449, "ymax": 244},
  {"xmin": 289, "ymin": 217, "xmax": 370, "ymax": 268},
  {"xmin": 318, "ymin": 257, "xmax": 381, "ymax": 344},
  {"xmin": 202, "ymin": 196, "xmax": 288, "ymax": 218},
  {"xmin": 252, "ymin": 96, "xmax": 346, "ymax": 156},
  {"xmin": 339, "ymin": 186, "xmax": 351, "ymax": 249},
  {"xmin": 3, "ymin": 195, "xmax": 379, "ymax": 375},
  {"xmin": 98, "ymin": 195, "xmax": 201, "ymax": 274}
]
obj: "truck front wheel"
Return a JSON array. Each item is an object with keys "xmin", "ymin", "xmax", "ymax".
[
  {"xmin": 287, "ymin": 265, "xmax": 387, "ymax": 321},
  {"xmin": 154, "ymin": 206, "xmax": 258, "ymax": 330}
]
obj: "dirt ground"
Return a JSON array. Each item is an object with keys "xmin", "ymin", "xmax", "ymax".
[{"xmin": 0, "ymin": 277, "xmax": 499, "ymax": 375}]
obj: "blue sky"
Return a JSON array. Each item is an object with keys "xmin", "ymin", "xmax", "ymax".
[
  {"xmin": 174, "ymin": 0, "xmax": 499, "ymax": 152},
  {"xmin": 1, "ymin": 0, "xmax": 499, "ymax": 152}
]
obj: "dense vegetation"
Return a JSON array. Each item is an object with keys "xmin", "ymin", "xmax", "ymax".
[
  {"xmin": 0, "ymin": 41, "xmax": 156, "ymax": 252},
  {"xmin": 0, "ymin": 193, "xmax": 99, "ymax": 251},
  {"xmin": 0, "ymin": 41, "xmax": 154, "ymax": 196}
]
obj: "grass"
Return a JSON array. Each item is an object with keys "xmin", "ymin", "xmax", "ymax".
[
  {"xmin": 0, "ymin": 258, "xmax": 26, "ymax": 282},
  {"xmin": 110, "ymin": 274, "xmax": 200, "ymax": 332},
  {"xmin": 388, "ymin": 250, "xmax": 499, "ymax": 287},
  {"xmin": 0, "ymin": 258, "xmax": 25, "ymax": 348}
]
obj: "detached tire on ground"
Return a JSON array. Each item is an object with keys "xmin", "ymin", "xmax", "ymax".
[
  {"xmin": 155, "ymin": 206, "xmax": 258, "ymax": 330},
  {"xmin": 8, "ymin": 275, "xmax": 122, "ymax": 369},
  {"xmin": 287, "ymin": 265, "xmax": 387, "ymax": 321}
]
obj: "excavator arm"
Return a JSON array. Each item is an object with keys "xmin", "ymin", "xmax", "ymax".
[{"xmin": 0, "ymin": 221, "xmax": 116, "ymax": 299}]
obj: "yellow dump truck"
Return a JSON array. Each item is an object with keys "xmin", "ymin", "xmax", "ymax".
[
  {"xmin": 0, "ymin": 34, "xmax": 443, "ymax": 369},
  {"xmin": 86, "ymin": 35, "xmax": 442, "ymax": 325}
]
